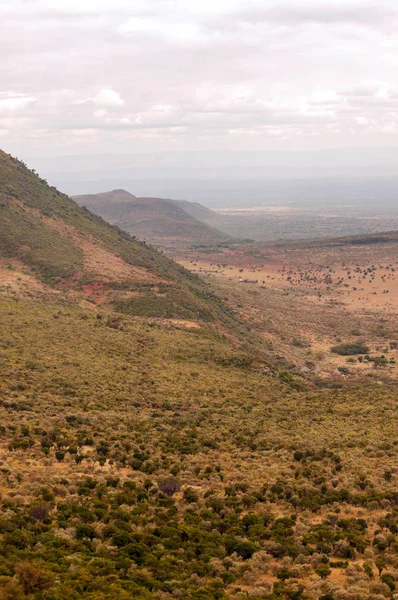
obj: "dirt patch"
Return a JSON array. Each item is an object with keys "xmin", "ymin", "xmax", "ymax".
[{"xmin": 0, "ymin": 260, "xmax": 57, "ymax": 296}]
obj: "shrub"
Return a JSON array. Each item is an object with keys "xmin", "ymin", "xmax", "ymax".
[
  {"xmin": 157, "ymin": 476, "xmax": 181, "ymax": 497},
  {"xmin": 331, "ymin": 342, "xmax": 370, "ymax": 356},
  {"xmin": 184, "ymin": 487, "xmax": 199, "ymax": 503},
  {"xmin": 15, "ymin": 562, "xmax": 55, "ymax": 595},
  {"xmin": 381, "ymin": 573, "xmax": 396, "ymax": 592},
  {"xmin": 316, "ymin": 564, "xmax": 332, "ymax": 579},
  {"xmin": 29, "ymin": 503, "xmax": 51, "ymax": 522}
]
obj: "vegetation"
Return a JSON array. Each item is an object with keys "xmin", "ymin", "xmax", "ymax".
[
  {"xmin": 1, "ymin": 150, "xmax": 398, "ymax": 599},
  {"xmin": 331, "ymin": 342, "xmax": 370, "ymax": 356},
  {"xmin": 1, "ymin": 295, "xmax": 398, "ymax": 599}
]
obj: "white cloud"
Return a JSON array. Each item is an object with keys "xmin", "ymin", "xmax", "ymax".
[
  {"xmin": 118, "ymin": 17, "xmax": 212, "ymax": 44},
  {"xmin": 2, "ymin": 0, "xmax": 398, "ymax": 158},
  {"xmin": 93, "ymin": 88, "xmax": 125, "ymax": 107},
  {"xmin": 93, "ymin": 108, "xmax": 107, "ymax": 118},
  {"xmin": 75, "ymin": 88, "xmax": 125, "ymax": 108},
  {"xmin": 0, "ymin": 94, "xmax": 37, "ymax": 112},
  {"xmin": 374, "ymin": 87, "xmax": 391, "ymax": 100}
]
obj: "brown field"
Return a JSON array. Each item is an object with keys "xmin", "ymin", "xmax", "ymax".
[
  {"xmin": 177, "ymin": 236, "xmax": 398, "ymax": 382},
  {"xmin": 179, "ymin": 259, "xmax": 398, "ymax": 313}
]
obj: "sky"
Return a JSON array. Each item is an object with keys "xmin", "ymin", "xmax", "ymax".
[{"xmin": 2, "ymin": 0, "xmax": 398, "ymax": 178}]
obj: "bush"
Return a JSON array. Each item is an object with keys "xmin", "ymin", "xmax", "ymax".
[
  {"xmin": 381, "ymin": 573, "xmax": 396, "ymax": 592},
  {"xmin": 15, "ymin": 562, "xmax": 55, "ymax": 595},
  {"xmin": 331, "ymin": 342, "xmax": 370, "ymax": 356},
  {"xmin": 157, "ymin": 476, "xmax": 181, "ymax": 497},
  {"xmin": 184, "ymin": 487, "xmax": 199, "ymax": 503},
  {"xmin": 29, "ymin": 503, "xmax": 51, "ymax": 522},
  {"xmin": 316, "ymin": 564, "xmax": 331, "ymax": 579}
]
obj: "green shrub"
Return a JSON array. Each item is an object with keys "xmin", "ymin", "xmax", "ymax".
[{"xmin": 331, "ymin": 342, "xmax": 370, "ymax": 355}]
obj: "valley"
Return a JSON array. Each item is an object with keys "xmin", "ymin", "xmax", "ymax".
[
  {"xmin": 209, "ymin": 204, "xmax": 398, "ymax": 243},
  {"xmin": 1, "ymin": 151, "xmax": 398, "ymax": 600},
  {"xmin": 176, "ymin": 234, "xmax": 398, "ymax": 384}
]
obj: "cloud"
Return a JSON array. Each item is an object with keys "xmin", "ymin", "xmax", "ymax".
[
  {"xmin": 240, "ymin": 3, "xmax": 394, "ymax": 27},
  {"xmin": 2, "ymin": 0, "xmax": 398, "ymax": 159},
  {"xmin": 93, "ymin": 108, "xmax": 108, "ymax": 118},
  {"xmin": 75, "ymin": 88, "xmax": 125, "ymax": 108},
  {"xmin": 0, "ymin": 94, "xmax": 38, "ymax": 112},
  {"xmin": 93, "ymin": 89, "xmax": 125, "ymax": 107},
  {"xmin": 118, "ymin": 17, "xmax": 223, "ymax": 45}
]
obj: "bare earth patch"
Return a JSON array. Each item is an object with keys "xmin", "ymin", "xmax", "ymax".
[{"xmin": 0, "ymin": 259, "xmax": 57, "ymax": 296}]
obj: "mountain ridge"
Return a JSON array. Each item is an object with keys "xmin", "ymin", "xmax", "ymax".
[{"xmin": 73, "ymin": 189, "xmax": 231, "ymax": 249}]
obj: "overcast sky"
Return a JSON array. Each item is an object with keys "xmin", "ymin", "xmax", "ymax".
[{"xmin": 2, "ymin": 0, "xmax": 398, "ymax": 168}]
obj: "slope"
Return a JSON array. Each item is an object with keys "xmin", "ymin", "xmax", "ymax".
[
  {"xmin": 0, "ymin": 151, "xmax": 227, "ymax": 321},
  {"xmin": 73, "ymin": 189, "xmax": 230, "ymax": 249},
  {"xmin": 170, "ymin": 198, "xmax": 217, "ymax": 221},
  {"xmin": 1, "ymin": 288, "xmax": 398, "ymax": 599}
]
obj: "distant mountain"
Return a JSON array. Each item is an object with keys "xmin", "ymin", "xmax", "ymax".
[
  {"xmin": 0, "ymin": 150, "xmax": 228, "ymax": 321},
  {"xmin": 73, "ymin": 189, "xmax": 231, "ymax": 249}
]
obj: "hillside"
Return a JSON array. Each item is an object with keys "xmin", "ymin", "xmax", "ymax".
[
  {"xmin": 73, "ymin": 189, "xmax": 230, "ymax": 250},
  {"xmin": 2, "ymin": 275, "xmax": 398, "ymax": 600},
  {"xmin": 172, "ymin": 198, "xmax": 218, "ymax": 221},
  {"xmin": 0, "ymin": 151, "xmax": 230, "ymax": 321}
]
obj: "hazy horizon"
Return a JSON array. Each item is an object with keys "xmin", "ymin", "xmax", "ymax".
[{"xmin": 20, "ymin": 147, "xmax": 398, "ymax": 208}]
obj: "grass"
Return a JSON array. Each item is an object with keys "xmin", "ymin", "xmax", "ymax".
[
  {"xmin": 0, "ymin": 200, "xmax": 84, "ymax": 281},
  {"xmin": 113, "ymin": 292, "xmax": 213, "ymax": 320}
]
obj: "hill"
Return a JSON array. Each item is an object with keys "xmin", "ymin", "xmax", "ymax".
[
  {"xmin": 73, "ymin": 189, "xmax": 231, "ymax": 250},
  {"xmin": 0, "ymin": 151, "xmax": 231, "ymax": 321}
]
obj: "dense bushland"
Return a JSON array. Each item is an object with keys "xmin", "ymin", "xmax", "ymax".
[{"xmin": 1, "ymin": 296, "xmax": 398, "ymax": 599}]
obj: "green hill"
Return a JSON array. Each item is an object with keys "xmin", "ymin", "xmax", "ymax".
[{"xmin": 0, "ymin": 151, "xmax": 229, "ymax": 321}]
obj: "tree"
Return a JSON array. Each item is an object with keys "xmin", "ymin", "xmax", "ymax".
[
  {"xmin": 29, "ymin": 503, "xmax": 51, "ymax": 522},
  {"xmin": 184, "ymin": 487, "xmax": 199, "ymax": 503},
  {"xmin": 276, "ymin": 567, "xmax": 292, "ymax": 581},
  {"xmin": 381, "ymin": 573, "xmax": 396, "ymax": 592},
  {"xmin": 375, "ymin": 556, "xmax": 386, "ymax": 576},
  {"xmin": 363, "ymin": 562, "xmax": 374, "ymax": 578},
  {"xmin": 316, "ymin": 564, "xmax": 331, "ymax": 580},
  {"xmin": 157, "ymin": 476, "xmax": 181, "ymax": 497},
  {"xmin": 15, "ymin": 562, "xmax": 55, "ymax": 595}
]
